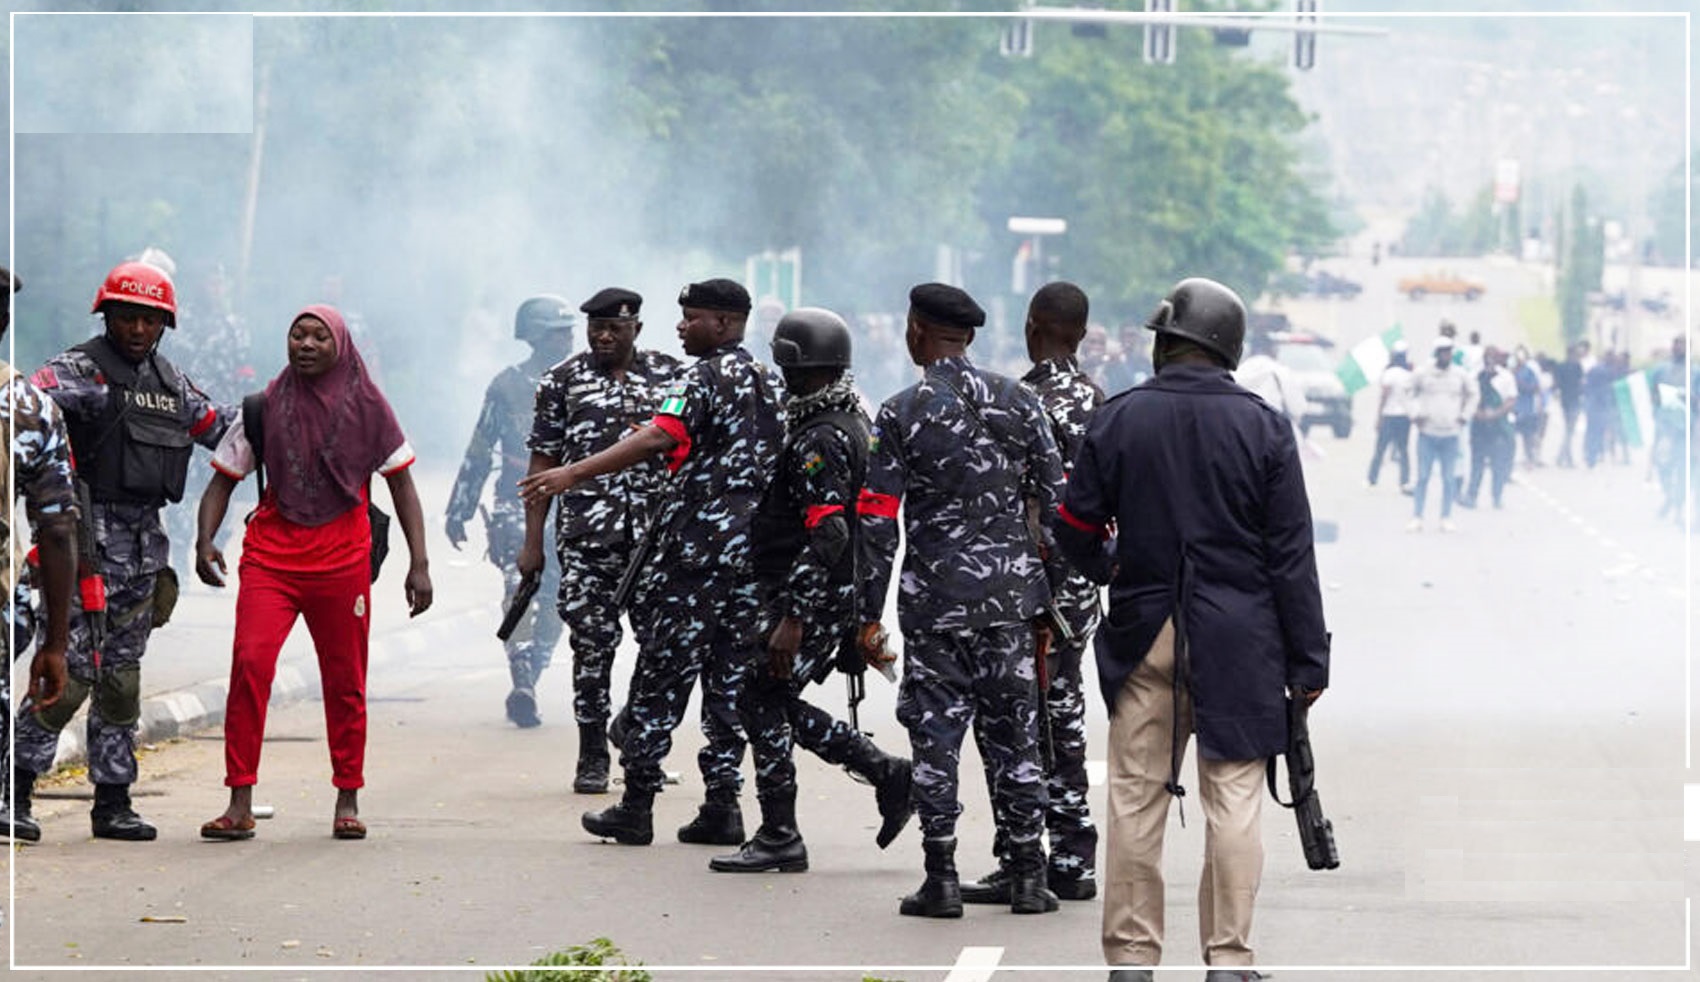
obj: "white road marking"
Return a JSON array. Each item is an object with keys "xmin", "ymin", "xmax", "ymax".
[
  {"xmin": 944, "ymin": 946, "xmax": 1005, "ymax": 982},
  {"xmin": 1685, "ymin": 785, "xmax": 1700, "ymax": 841}
]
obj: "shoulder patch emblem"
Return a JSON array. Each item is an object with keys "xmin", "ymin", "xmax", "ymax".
[
  {"xmin": 659, "ymin": 394, "xmax": 686, "ymax": 416},
  {"xmin": 802, "ymin": 453, "xmax": 824, "ymax": 476}
]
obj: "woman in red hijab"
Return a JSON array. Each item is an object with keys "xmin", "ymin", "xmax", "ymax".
[{"xmin": 194, "ymin": 305, "xmax": 432, "ymax": 840}]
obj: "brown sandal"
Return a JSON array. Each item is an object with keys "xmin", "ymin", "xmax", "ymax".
[
  {"xmin": 332, "ymin": 815, "xmax": 366, "ymax": 840},
  {"xmin": 200, "ymin": 815, "xmax": 256, "ymax": 841}
]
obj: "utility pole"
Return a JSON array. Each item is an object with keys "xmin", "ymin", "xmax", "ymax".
[{"xmin": 237, "ymin": 60, "xmax": 270, "ymax": 318}]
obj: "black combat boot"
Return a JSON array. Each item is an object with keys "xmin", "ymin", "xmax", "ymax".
[
  {"xmin": 899, "ymin": 836, "xmax": 963, "ymax": 918},
  {"xmin": 959, "ymin": 863, "xmax": 1012, "ymax": 905},
  {"xmin": 961, "ymin": 827, "xmax": 1011, "ymax": 904},
  {"xmin": 1007, "ymin": 841, "xmax": 1059, "ymax": 914},
  {"xmin": 845, "ymin": 739, "xmax": 915, "ymax": 849},
  {"xmin": 90, "ymin": 783, "xmax": 157, "ymax": 841},
  {"xmin": 504, "ymin": 660, "xmax": 541, "ymax": 728},
  {"xmin": 708, "ymin": 789, "xmax": 808, "ymax": 873},
  {"xmin": 7, "ymin": 767, "xmax": 41, "ymax": 843},
  {"xmin": 677, "ymin": 787, "xmax": 744, "ymax": 845},
  {"xmin": 581, "ymin": 789, "xmax": 654, "ymax": 845},
  {"xmin": 573, "ymin": 722, "xmax": 611, "ymax": 794}
]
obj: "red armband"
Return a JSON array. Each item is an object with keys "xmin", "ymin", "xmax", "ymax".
[
  {"xmin": 803, "ymin": 504, "xmax": 844, "ymax": 529},
  {"xmin": 189, "ymin": 408, "xmax": 219, "ymax": 439},
  {"xmin": 857, "ymin": 489, "xmax": 900, "ymax": 519},
  {"xmin": 1057, "ymin": 503, "xmax": 1108, "ymax": 540},
  {"xmin": 651, "ymin": 415, "xmax": 692, "ymax": 472}
]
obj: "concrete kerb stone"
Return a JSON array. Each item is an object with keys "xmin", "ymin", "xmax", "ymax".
[{"xmin": 47, "ymin": 606, "xmax": 489, "ymax": 771}]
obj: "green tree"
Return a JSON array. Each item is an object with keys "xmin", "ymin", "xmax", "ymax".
[
  {"xmin": 978, "ymin": 10, "xmax": 1334, "ymax": 320},
  {"xmin": 1556, "ymin": 183, "xmax": 1604, "ymax": 346},
  {"xmin": 1648, "ymin": 154, "xmax": 1692, "ymax": 267}
]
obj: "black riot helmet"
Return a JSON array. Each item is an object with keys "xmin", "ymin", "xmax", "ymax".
[
  {"xmin": 770, "ymin": 307, "xmax": 853, "ymax": 370},
  {"xmin": 513, "ymin": 294, "xmax": 575, "ymax": 343},
  {"xmin": 1144, "ymin": 277, "xmax": 1247, "ymax": 369}
]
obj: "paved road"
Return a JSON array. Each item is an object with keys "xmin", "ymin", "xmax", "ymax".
[{"xmin": 7, "ymin": 309, "xmax": 1699, "ymax": 980}]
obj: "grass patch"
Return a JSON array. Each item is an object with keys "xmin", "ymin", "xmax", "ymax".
[{"xmin": 484, "ymin": 938, "xmax": 652, "ymax": 981}]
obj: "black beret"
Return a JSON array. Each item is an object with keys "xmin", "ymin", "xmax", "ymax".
[
  {"xmin": 678, "ymin": 278, "xmax": 751, "ymax": 314},
  {"xmin": 909, "ymin": 282, "xmax": 985, "ymax": 331},
  {"xmin": 580, "ymin": 287, "xmax": 643, "ymax": 320}
]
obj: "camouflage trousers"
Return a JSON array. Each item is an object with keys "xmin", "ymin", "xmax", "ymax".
[
  {"xmin": 738, "ymin": 616, "xmax": 870, "ymax": 802},
  {"xmin": 619, "ymin": 564, "xmax": 756, "ymax": 797},
  {"xmin": 973, "ymin": 618, "xmax": 1099, "ymax": 880},
  {"xmin": 14, "ymin": 561, "xmax": 158, "ymax": 785},
  {"xmin": 557, "ymin": 542, "xmax": 641, "ymax": 727},
  {"xmin": 898, "ymin": 623, "xmax": 1047, "ymax": 845},
  {"xmin": 490, "ymin": 512, "xmax": 564, "ymax": 691}
]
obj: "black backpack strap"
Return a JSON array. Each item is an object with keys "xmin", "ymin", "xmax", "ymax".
[{"xmin": 242, "ymin": 392, "xmax": 267, "ymax": 497}]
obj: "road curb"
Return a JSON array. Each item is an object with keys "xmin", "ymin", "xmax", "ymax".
[{"xmin": 48, "ymin": 606, "xmax": 490, "ymax": 770}]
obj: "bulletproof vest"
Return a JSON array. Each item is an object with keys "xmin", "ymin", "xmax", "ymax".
[
  {"xmin": 750, "ymin": 409, "xmax": 868, "ymax": 585},
  {"xmin": 67, "ymin": 336, "xmax": 195, "ymax": 507},
  {"xmin": 493, "ymin": 364, "xmax": 543, "ymax": 488}
]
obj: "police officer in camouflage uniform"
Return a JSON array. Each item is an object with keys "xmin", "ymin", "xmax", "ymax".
[
  {"xmin": 520, "ymin": 287, "xmax": 681, "ymax": 793},
  {"xmin": 707, "ymin": 307, "xmax": 914, "ymax": 875},
  {"xmin": 3, "ymin": 266, "xmax": 78, "ymax": 842},
  {"xmin": 520, "ymin": 278, "xmax": 783, "ymax": 848},
  {"xmin": 15, "ymin": 260, "xmax": 231, "ymax": 841},
  {"xmin": 447, "ymin": 295, "xmax": 574, "ymax": 729},
  {"xmin": 858, "ymin": 283, "xmax": 1066, "ymax": 917},
  {"xmin": 962, "ymin": 281, "xmax": 1104, "ymax": 905}
]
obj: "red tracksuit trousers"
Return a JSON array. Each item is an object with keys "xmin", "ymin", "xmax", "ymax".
[{"xmin": 223, "ymin": 560, "xmax": 371, "ymax": 790}]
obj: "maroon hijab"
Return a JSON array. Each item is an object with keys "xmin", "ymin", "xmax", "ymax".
[{"xmin": 262, "ymin": 304, "xmax": 406, "ymax": 527}]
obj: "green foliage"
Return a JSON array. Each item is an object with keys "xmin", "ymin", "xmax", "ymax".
[
  {"xmin": 1648, "ymin": 154, "xmax": 1692, "ymax": 267},
  {"xmin": 1399, "ymin": 185, "xmax": 1503, "ymax": 258},
  {"xmin": 977, "ymin": 11, "xmax": 1333, "ymax": 320},
  {"xmin": 15, "ymin": 8, "xmax": 1341, "ymax": 425},
  {"xmin": 483, "ymin": 938, "xmax": 652, "ymax": 982},
  {"xmin": 1555, "ymin": 184, "xmax": 1605, "ymax": 346}
]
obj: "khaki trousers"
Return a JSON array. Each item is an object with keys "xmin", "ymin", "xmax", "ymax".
[{"xmin": 1101, "ymin": 619, "xmax": 1265, "ymax": 968}]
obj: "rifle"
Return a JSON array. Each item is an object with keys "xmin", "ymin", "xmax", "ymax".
[
  {"xmin": 612, "ymin": 478, "xmax": 682, "ymax": 612},
  {"xmin": 73, "ymin": 479, "xmax": 108, "ymax": 680},
  {"xmin": 1267, "ymin": 693, "xmax": 1340, "ymax": 870},
  {"xmin": 1033, "ymin": 615, "xmax": 1056, "ymax": 771},
  {"xmin": 496, "ymin": 570, "xmax": 540, "ymax": 642}
]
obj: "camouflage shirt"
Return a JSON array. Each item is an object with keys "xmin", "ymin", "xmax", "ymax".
[
  {"xmin": 1022, "ymin": 355, "xmax": 1104, "ymax": 616},
  {"xmin": 649, "ymin": 342, "xmax": 785, "ymax": 572},
  {"xmin": 449, "ymin": 359, "xmax": 548, "ymax": 524},
  {"xmin": 527, "ymin": 349, "xmax": 683, "ymax": 546},
  {"xmin": 860, "ymin": 355, "xmax": 1065, "ymax": 633},
  {"xmin": 4, "ymin": 366, "xmax": 78, "ymax": 533}
]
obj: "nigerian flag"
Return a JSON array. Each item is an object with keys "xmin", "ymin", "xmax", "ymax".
[
  {"xmin": 1613, "ymin": 367, "xmax": 1657, "ymax": 449},
  {"xmin": 1335, "ymin": 324, "xmax": 1405, "ymax": 395}
]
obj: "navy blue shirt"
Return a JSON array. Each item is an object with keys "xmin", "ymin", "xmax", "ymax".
[{"xmin": 1057, "ymin": 363, "xmax": 1329, "ymax": 760}]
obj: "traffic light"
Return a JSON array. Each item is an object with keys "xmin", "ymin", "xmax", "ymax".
[
  {"xmin": 1294, "ymin": 0, "xmax": 1318, "ymax": 70},
  {"xmin": 1143, "ymin": 0, "xmax": 1175, "ymax": 65},
  {"xmin": 1000, "ymin": 18, "xmax": 1033, "ymax": 58}
]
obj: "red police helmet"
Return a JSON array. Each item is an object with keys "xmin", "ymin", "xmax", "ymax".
[{"xmin": 91, "ymin": 261, "xmax": 177, "ymax": 327}]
